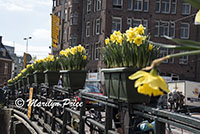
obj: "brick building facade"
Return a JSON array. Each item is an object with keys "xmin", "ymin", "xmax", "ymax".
[
  {"xmin": 52, "ymin": 0, "xmax": 200, "ymax": 81},
  {"xmin": 0, "ymin": 36, "xmax": 12, "ymax": 87}
]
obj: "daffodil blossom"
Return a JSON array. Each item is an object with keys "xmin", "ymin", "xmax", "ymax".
[{"xmin": 129, "ymin": 69, "xmax": 170, "ymax": 96}]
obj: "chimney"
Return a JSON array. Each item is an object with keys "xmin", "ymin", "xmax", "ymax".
[{"xmin": 0, "ymin": 36, "xmax": 2, "ymax": 43}]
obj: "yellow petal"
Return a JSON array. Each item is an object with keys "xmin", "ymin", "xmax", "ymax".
[{"xmin": 128, "ymin": 71, "xmax": 148, "ymax": 80}]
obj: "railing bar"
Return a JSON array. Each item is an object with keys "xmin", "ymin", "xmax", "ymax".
[{"xmin": 66, "ymin": 125, "xmax": 79, "ymax": 134}]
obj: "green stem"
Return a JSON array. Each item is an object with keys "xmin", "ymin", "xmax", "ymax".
[{"xmin": 169, "ymin": 50, "xmax": 200, "ymax": 58}]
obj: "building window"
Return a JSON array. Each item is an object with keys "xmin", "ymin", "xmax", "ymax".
[
  {"xmin": 143, "ymin": 0, "xmax": 149, "ymax": 12},
  {"xmin": 71, "ymin": 36, "xmax": 77, "ymax": 46},
  {"xmin": 96, "ymin": 18, "xmax": 101, "ymax": 35},
  {"xmin": 171, "ymin": 0, "xmax": 177, "ymax": 14},
  {"xmin": 143, "ymin": 20, "xmax": 148, "ymax": 35},
  {"xmin": 87, "ymin": 0, "xmax": 91, "ymax": 13},
  {"xmin": 161, "ymin": 0, "xmax": 170, "ymax": 13},
  {"xmin": 182, "ymin": 2, "xmax": 191, "ymax": 15},
  {"xmin": 113, "ymin": 0, "xmax": 122, "ymax": 8},
  {"xmin": 180, "ymin": 23, "xmax": 189, "ymax": 39},
  {"xmin": 95, "ymin": 42, "xmax": 100, "ymax": 60},
  {"xmin": 128, "ymin": 0, "xmax": 133, "ymax": 10},
  {"xmin": 134, "ymin": 0, "xmax": 143, "ymax": 11},
  {"xmin": 168, "ymin": 49, "xmax": 174, "ymax": 63},
  {"xmin": 133, "ymin": 19, "xmax": 142, "ymax": 28},
  {"xmin": 97, "ymin": 0, "xmax": 102, "ymax": 11},
  {"xmin": 160, "ymin": 48, "xmax": 168, "ymax": 63},
  {"xmin": 112, "ymin": 17, "xmax": 122, "ymax": 33},
  {"xmin": 4, "ymin": 63, "xmax": 8, "ymax": 74},
  {"xmin": 70, "ymin": 13, "xmax": 78, "ymax": 25},
  {"xmin": 160, "ymin": 21, "xmax": 169, "ymax": 37},
  {"xmin": 85, "ymin": 44, "xmax": 89, "ymax": 55},
  {"xmin": 170, "ymin": 22, "xmax": 175, "ymax": 38},
  {"xmin": 53, "ymin": 0, "xmax": 57, "ymax": 7},
  {"xmin": 127, "ymin": 18, "xmax": 132, "ymax": 28},
  {"xmin": 154, "ymin": 21, "xmax": 159, "ymax": 37},
  {"xmin": 179, "ymin": 51, "xmax": 188, "ymax": 64},
  {"xmin": 86, "ymin": 22, "xmax": 90, "ymax": 37},
  {"xmin": 155, "ymin": 0, "xmax": 161, "ymax": 13}
]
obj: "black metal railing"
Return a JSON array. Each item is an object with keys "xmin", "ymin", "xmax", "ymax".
[{"xmin": 7, "ymin": 81, "xmax": 200, "ymax": 134}]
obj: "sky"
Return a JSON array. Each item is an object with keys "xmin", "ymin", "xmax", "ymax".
[{"xmin": 0, "ymin": 0, "xmax": 52, "ymax": 59}]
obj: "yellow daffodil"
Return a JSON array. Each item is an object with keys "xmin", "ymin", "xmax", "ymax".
[
  {"xmin": 117, "ymin": 35, "xmax": 123, "ymax": 45},
  {"xmin": 126, "ymin": 28, "xmax": 137, "ymax": 43},
  {"xmin": 71, "ymin": 47, "xmax": 77, "ymax": 55},
  {"xmin": 105, "ymin": 38, "xmax": 110, "ymax": 45},
  {"xmin": 83, "ymin": 55, "xmax": 87, "ymax": 60},
  {"xmin": 78, "ymin": 45, "xmax": 83, "ymax": 52},
  {"xmin": 129, "ymin": 69, "xmax": 170, "ymax": 96},
  {"xmin": 136, "ymin": 24, "xmax": 145, "ymax": 35},
  {"xmin": 195, "ymin": 10, "xmax": 200, "ymax": 25},
  {"xmin": 134, "ymin": 35, "xmax": 144, "ymax": 46},
  {"xmin": 149, "ymin": 44, "xmax": 153, "ymax": 51}
]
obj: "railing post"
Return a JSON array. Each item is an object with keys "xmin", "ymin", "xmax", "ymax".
[
  {"xmin": 104, "ymin": 104, "xmax": 113, "ymax": 134},
  {"xmin": 155, "ymin": 118, "xmax": 165, "ymax": 134},
  {"xmin": 79, "ymin": 97, "xmax": 86, "ymax": 134},
  {"xmin": 51, "ymin": 90, "xmax": 56, "ymax": 131},
  {"xmin": 61, "ymin": 93, "xmax": 69, "ymax": 134}
]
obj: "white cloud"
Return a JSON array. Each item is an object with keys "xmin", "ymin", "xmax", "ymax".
[
  {"xmin": 32, "ymin": 28, "xmax": 51, "ymax": 40},
  {"xmin": 0, "ymin": 0, "xmax": 51, "ymax": 12},
  {"xmin": 2, "ymin": 40, "xmax": 51, "ymax": 59},
  {"xmin": 0, "ymin": 0, "xmax": 33, "ymax": 12}
]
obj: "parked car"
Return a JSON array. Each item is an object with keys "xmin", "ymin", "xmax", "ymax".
[{"xmin": 75, "ymin": 85, "xmax": 104, "ymax": 108}]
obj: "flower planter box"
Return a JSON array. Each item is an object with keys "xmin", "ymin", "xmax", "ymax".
[
  {"xmin": 102, "ymin": 67, "xmax": 150, "ymax": 104},
  {"xmin": 22, "ymin": 77, "xmax": 27, "ymax": 86},
  {"xmin": 33, "ymin": 71, "xmax": 45, "ymax": 84},
  {"xmin": 27, "ymin": 74, "xmax": 34, "ymax": 85},
  {"xmin": 60, "ymin": 70, "xmax": 87, "ymax": 91},
  {"xmin": 44, "ymin": 70, "xmax": 60, "ymax": 86}
]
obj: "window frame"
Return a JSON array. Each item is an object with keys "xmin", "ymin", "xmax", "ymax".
[
  {"xmin": 86, "ymin": 21, "xmax": 90, "ymax": 37},
  {"xmin": 95, "ymin": 42, "xmax": 100, "ymax": 60},
  {"xmin": 143, "ymin": 0, "xmax": 149, "ymax": 12},
  {"xmin": 179, "ymin": 51, "xmax": 189, "ymax": 64},
  {"xmin": 160, "ymin": 21, "xmax": 169, "ymax": 37},
  {"xmin": 87, "ymin": 0, "xmax": 92, "ymax": 13},
  {"xmin": 160, "ymin": 48, "xmax": 168, "ymax": 63},
  {"xmin": 161, "ymin": 0, "xmax": 171, "ymax": 14},
  {"xmin": 112, "ymin": 17, "xmax": 122, "ymax": 33},
  {"xmin": 154, "ymin": 21, "xmax": 160, "ymax": 37},
  {"xmin": 128, "ymin": 0, "xmax": 133, "ymax": 10},
  {"xmin": 134, "ymin": 0, "xmax": 143, "ymax": 11},
  {"xmin": 180, "ymin": 22, "xmax": 190, "ymax": 39},
  {"xmin": 182, "ymin": 2, "xmax": 191, "ymax": 15},
  {"xmin": 97, "ymin": 0, "xmax": 102, "ymax": 11},
  {"xmin": 171, "ymin": 0, "xmax": 177, "ymax": 14},
  {"xmin": 170, "ymin": 21, "xmax": 175, "ymax": 38},
  {"xmin": 133, "ymin": 19, "xmax": 142, "ymax": 28},
  {"xmin": 127, "ymin": 18, "xmax": 132, "ymax": 28},
  {"xmin": 96, "ymin": 18, "xmax": 101, "ymax": 35},
  {"xmin": 155, "ymin": 0, "xmax": 161, "ymax": 13},
  {"xmin": 113, "ymin": 0, "xmax": 123, "ymax": 8}
]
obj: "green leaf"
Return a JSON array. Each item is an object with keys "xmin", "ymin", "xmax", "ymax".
[
  {"xmin": 165, "ymin": 36, "xmax": 200, "ymax": 50},
  {"xmin": 148, "ymin": 40, "xmax": 199, "ymax": 50},
  {"xmin": 184, "ymin": 0, "xmax": 200, "ymax": 9}
]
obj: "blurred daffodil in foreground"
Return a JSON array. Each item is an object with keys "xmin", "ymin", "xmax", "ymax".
[
  {"xmin": 195, "ymin": 10, "xmax": 200, "ymax": 25},
  {"xmin": 129, "ymin": 69, "xmax": 170, "ymax": 96}
]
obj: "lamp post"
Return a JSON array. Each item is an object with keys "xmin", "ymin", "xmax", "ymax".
[{"xmin": 24, "ymin": 37, "xmax": 32, "ymax": 53}]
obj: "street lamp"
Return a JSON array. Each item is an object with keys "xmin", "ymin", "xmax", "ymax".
[{"xmin": 24, "ymin": 37, "xmax": 32, "ymax": 53}]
